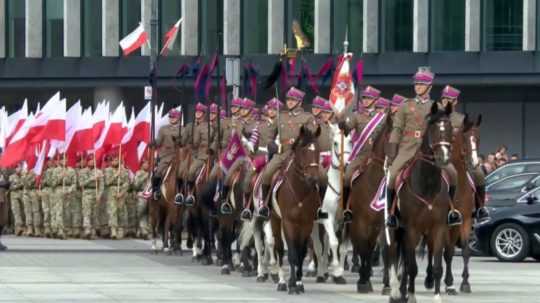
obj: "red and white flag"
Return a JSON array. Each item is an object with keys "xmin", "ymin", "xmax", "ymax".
[
  {"xmin": 5, "ymin": 99, "xmax": 28, "ymax": 146},
  {"xmin": 132, "ymin": 101, "xmax": 151, "ymax": 144},
  {"xmin": 92, "ymin": 101, "xmax": 109, "ymax": 149},
  {"xmin": 160, "ymin": 17, "xmax": 183, "ymax": 56},
  {"xmin": 28, "ymin": 93, "xmax": 66, "ymax": 144},
  {"xmin": 329, "ymin": 53, "xmax": 355, "ymax": 114},
  {"xmin": 119, "ymin": 23, "xmax": 149, "ymax": 56},
  {"xmin": 0, "ymin": 107, "xmax": 8, "ymax": 150},
  {"xmin": 0, "ymin": 113, "xmax": 34, "ymax": 167}
]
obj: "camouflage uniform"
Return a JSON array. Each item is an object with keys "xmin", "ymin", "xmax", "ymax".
[
  {"xmin": 133, "ymin": 169, "xmax": 150, "ymax": 237},
  {"xmin": 21, "ymin": 171, "xmax": 40, "ymax": 236},
  {"xmin": 8, "ymin": 172, "xmax": 24, "ymax": 235},
  {"xmin": 52, "ymin": 165, "xmax": 76, "ymax": 238},
  {"xmin": 40, "ymin": 166, "xmax": 54, "ymax": 236},
  {"xmin": 104, "ymin": 164, "xmax": 130, "ymax": 239},
  {"xmin": 79, "ymin": 166, "xmax": 104, "ymax": 238},
  {"xmin": 126, "ymin": 183, "xmax": 138, "ymax": 236},
  {"xmin": 67, "ymin": 166, "xmax": 83, "ymax": 237}
]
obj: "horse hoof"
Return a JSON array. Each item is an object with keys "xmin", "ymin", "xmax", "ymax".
[
  {"xmin": 221, "ymin": 267, "xmax": 231, "ymax": 275},
  {"xmin": 256, "ymin": 275, "xmax": 268, "ymax": 283},
  {"xmin": 305, "ymin": 271, "xmax": 316, "ymax": 277},
  {"xmin": 357, "ymin": 281, "xmax": 373, "ymax": 293},
  {"xmin": 446, "ymin": 287, "xmax": 458, "ymax": 296},
  {"xmin": 351, "ymin": 264, "xmax": 360, "ymax": 273},
  {"xmin": 249, "ymin": 270, "xmax": 258, "ymax": 277},
  {"xmin": 201, "ymin": 257, "xmax": 213, "ymax": 266},
  {"xmin": 424, "ymin": 277, "xmax": 434, "ymax": 290},
  {"xmin": 332, "ymin": 276, "xmax": 347, "ymax": 285},
  {"xmin": 460, "ymin": 283, "xmax": 471, "ymax": 294},
  {"xmin": 288, "ymin": 286, "xmax": 299, "ymax": 295},
  {"xmin": 216, "ymin": 259, "xmax": 223, "ymax": 266},
  {"xmin": 271, "ymin": 274, "xmax": 279, "ymax": 284},
  {"xmin": 381, "ymin": 286, "xmax": 392, "ymax": 296},
  {"xmin": 297, "ymin": 283, "xmax": 305, "ymax": 293},
  {"xmin": 388, "ymin": 297, "xmax": 405, "ymax": 303},
  {"xmin": 277, "ymin": 283, "xmax": 287, "ymax": 292},
  {"xmin": 316, "ymin": 276, "xmax": 326, "ymax": 283}
]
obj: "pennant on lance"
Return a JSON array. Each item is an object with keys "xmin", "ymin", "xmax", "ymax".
[
  {"xmin": 220, "ymin": 132, "xmax": 247, "ymax": 174},
  {"xmin": 329, "ymin": 53, "xmax": 355, "ymax": 114}
]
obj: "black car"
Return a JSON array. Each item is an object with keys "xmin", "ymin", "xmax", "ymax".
[
  {"xmin": 486, "ymin": 159, "xmax": 540, "ymax": 186},
  {"xmin": 473, "ymin": 182, "xmax": 540, "ymax": 262}
]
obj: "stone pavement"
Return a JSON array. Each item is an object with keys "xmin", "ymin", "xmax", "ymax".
[{"xmin": 0, "ymin": 235, "xmax": 539, "ymax": 303}]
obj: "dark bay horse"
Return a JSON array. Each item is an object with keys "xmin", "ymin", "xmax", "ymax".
[
  {"xmin": 266, "ymin": 125, "xmax": 321, "ymax": 294},
  {"xmin": 346, "ymin": 112, "xmax": 393, "ymax": 294},
  {"xmin": 388, "ymin": 103, "xmax": 454, "ymax": 303},
  {"xmin": 149, "ymin": 147, "xmax": 186, "ymax": 254},
  {"xmin": 425, "ymin": 114, "xmax": 483, "ymax": 295}
]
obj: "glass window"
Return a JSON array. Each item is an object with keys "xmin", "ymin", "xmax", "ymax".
[
  {"xmin": 120, "ymin": 0, "xmax": 142, "ymax": 55},
  {"xmin": 382, "ymin": 0, "xmax": 412, "ymax": 51},
  {"xmin": 332, "ymin": 0, "xmax": 362, "ymax": 54},
  {"xmin": 82, "ymin": 0, "xmax": 102, "ymax": 57},
  {"xmin": 242, "ymin": 0, "xmax": 267, "ymax": 54},
  {"xmin": 286, "ymin": 0, "xmax": 314, "ymax": 52},
  {"xmin": 483, "ymin": 0, "xmax": 522, "ymax": 50},
  {"xmin": 486, "ymin": 164, "xmax": 527, "ymax": 184},
  {"xmin": 488, "ymin": 174, "xmax": 536, "ymax": 191},
  {"xmin": 44, "ymin": 0, "xmax": 64, "ymax": 57},
  {"xmin": 199, "ymin": 0, "xmax": 223, "ymax": 55},
  {"xmin": 160, "ymin": 0, "xmax": 182, "ymax": 55},
  {"xmin": 6, "ymin": 0, "xmax": 25, "ymax": 57},
  {"xmin": 431, "ymin": 0, "xmax": 465, "ymax": 51}
]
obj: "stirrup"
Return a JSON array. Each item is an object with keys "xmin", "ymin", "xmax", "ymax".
[
  {"xmin": 257, "ymin": 206, "xmax": 270, "ymax": 220},
  {"xmin": 343, "ymin": 209, "xmax": 353, "ymax": 224},
  {"xmin": 240, "ymin": 209, "xmax": 252, "ymax": 220},
  {"xmin": 184, "ymin": 195, "xmax": 195, "ymax": 207},
  {"xmin": 448, "ymin": 210, "xmax": 463, "ymax": 226},
  {"xmin": 386, "ymin": 215, "xmax": 398, "ymax": 229},
  {"xmin": 153, "ymin": 191, "xmax": 161, "ymax": 201},
  {"xmin": 475, "ymin": 207, "xmax": 490, "ymax": 222},
  {"xmin": 220, "ymin": 202, "xmax": 233, "ymax": 215},
  {"xmin": 174, "ymin": 193, "xmax": 184, "ymax": 205}
]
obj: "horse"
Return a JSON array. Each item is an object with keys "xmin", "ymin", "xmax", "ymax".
[
  {"xmin": 388, "ymin": 103, "xmax": 454, "ymax": 303},
  {"xmin": 310, "ymin": 122, "xmax": 352, "ymax": 284},
  {"xmin": 148, "ymin": 146, "xmax": 186, "ymax": 255},
  {"xmin": 265, "ymin": 125, "xmax": 321, "ymax": 294},
  {"xmin": 345, "ymin": 112, "xmax": 393, "ymax": 294},
  {"xmin": 424, "ymin": 114, "xmax": 483, "ymax": 295},
  {"xmin": 0, "ymin": 170, "xmax": 9, "ymax": 251}
]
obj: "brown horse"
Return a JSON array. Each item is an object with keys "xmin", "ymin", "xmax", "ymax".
[
  {"xmin": 346, "ymin": 112, "xmax": 393, "ymax": 294},
  {"xmin": 266, "ymin": 125, "xmax": 321, "ymax": 294},
  {"xmin": 425, "ymin": 114, "xmax": 483, "ymax": 295},
  {"xmin": 388, "ymin": 103, "xmax": 454, "ymax": 303},
  {"xmin": 0, "ymin": 170, "xmax": 9, "ymax": 251},
  {"xmin": 149, "ymin": 146, "xmax": 186, "ymax": 254}
]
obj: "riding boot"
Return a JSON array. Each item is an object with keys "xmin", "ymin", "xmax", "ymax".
[
  {"xmin": 184, "ymin": 181, "xmax": 195, "ymax": 206},
  {"xmin": 342, "ymin": 186, "xmax": 352, "ymax": 224},
  {"xmin": 474, "ymin": 185, "xmax": 489, "ymax": 222},
  {"xmin": 174, "ymin": 179, "xmax": 184, "ymax": 205},
  {"xmin": 220, "ymin": 185, "xmax": 233, "ymax": 215},
  {"xmin": 447, "ymin": 185, "xmax": 462, "ymax": 226},
  {"xmin": 316, "ymin": 185, "xmax": 329, "ymax": 220},
  {"xmin": 257, "ymin": 185, "xmax": 271, "ymax": 220},
  {"xmin": 385, "ymin": 188, "xmax": 398, "ymax": 228},
  {"xmin": 0, "ymin": 226, "xmax": 7, "ymax": 251},
  {"xmin": 152, "ymin": 176, "xmax": 162, "ymax": 200}
]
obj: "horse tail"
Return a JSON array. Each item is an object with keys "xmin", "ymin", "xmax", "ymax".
[{"xmin": 239, "ymin": 219, "xmax": 256, "ymax": 250}]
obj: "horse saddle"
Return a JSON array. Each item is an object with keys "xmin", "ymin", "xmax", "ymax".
[{"xmin": 394, "ymin": 159, "xmax": 450, "ymax": 196}]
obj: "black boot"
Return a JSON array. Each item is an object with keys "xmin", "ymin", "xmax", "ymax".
[
  {"xmin": 342, "ymin": 186, "xmax": 352, "ymax": 223},
  {"xmin": 184, "ymin": 181, "xmax": 195, "ymax": 207},
  {"xmin": 174, "ymin": 179, "xmax": 184, "ymax": 205},
  {"xmin": 316, "ymin": 184, "xmax": 329, "ymax": 220},
  {"xmin": 257, "ymin": 185, "xmax": 271, "ymax": 220},
  {"xmin": 0, "ymin": 226, "xmax": 6, "ymax": 251},
  {"xmin": 152, "ymin": 176, "xmax": 162, "ymax": 201},
  {"xmin": 220, "ymin": 185, "xmax": 233, "ymax": 214},
  {"xmin": 385, "ymin": 188, "xmax": 398, "ymax": 228},
  {"xmin": 449, "ymin": 185, "xmax": 456, "ymax": 201},
  {"xmin": 475, "ymin": 186, "xmax": 490, "ymax": 222}
]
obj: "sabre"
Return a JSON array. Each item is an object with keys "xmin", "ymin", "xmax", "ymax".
[{"xmin": 384, "ymin": 156, "xmax": 391, "ymax": 246}]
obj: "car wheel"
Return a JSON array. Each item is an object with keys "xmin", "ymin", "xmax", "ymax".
[
  {"xmin": 490, "ymin": 223, "xmax": 530, "ymax": 262},
  {"xmin": 533, "ymin": 255, "xmax": 540, "ymax": 262}
]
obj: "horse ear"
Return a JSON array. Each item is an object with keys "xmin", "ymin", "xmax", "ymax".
[
  {"xmin": 444, "ymin": 103, "xmax": 453, "ymax": 116},
  {"xmin": 476, "ymin": 114, "xmax": 482, "ymax": 127},
  {"xmin": 430, "ymin": 102, "xmax": 439, "ymax": 116},
  {"xmin": 462, "ymin": 114, "xmax": 473, "ymax": 133}
]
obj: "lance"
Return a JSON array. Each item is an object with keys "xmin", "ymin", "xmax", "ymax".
[{"xmin": 339, "ymin": 29, "xmax": 349, "ymax": 215}]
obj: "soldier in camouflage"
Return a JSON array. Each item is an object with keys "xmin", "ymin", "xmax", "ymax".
[
  {"xmin": 133, "ymin": 159, "xmax": 150, "ymax": 239},
  {"xmin": 21, "ymin": 168, "xmax": 37, "ymax": 236},
  {"xmin": 69, "ymin": 156, "xmax": 84, "ymax": 238},
  {"xmin": 9, "ymin": 165, "xmax": 25, "ymax": 236},
  {"xmin": 40, "ymin": 159, "xmax": 54, "ymax": 237},
  {"xmin": 104, "ymin": 152, "xmax": 130, "ymax": 239},
  {"xmin": 80, "ymin": 153, "xmax": 104, "ymax": 239}
]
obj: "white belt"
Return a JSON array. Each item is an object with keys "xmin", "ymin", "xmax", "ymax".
[
  {"xmin": 258, "ymin": 147, "xmax": 268, "ymax": 153},
  {"xmin": 319, "ymin": 151, "xmax": 331, "ymax": 157}
]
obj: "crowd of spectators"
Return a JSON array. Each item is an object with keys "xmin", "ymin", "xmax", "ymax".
[{"xmin": 479, "ymin": 145, "xmax": 519, "ymax": 175}]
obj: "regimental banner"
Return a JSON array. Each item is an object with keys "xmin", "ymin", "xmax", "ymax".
[{"xmin": 220, "ymin": 131, "xmax": 247, "ymax": 174}]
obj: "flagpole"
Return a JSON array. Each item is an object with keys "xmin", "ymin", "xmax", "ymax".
[
  {"xmin": 94, "ymin": 151, "xmax": 98, "ymax": 205},
  {"xmin": 148, "ymin": 0, "xmax": 158, "ymax": 180},
  {"xmin": 339, "ymin": 29, "xmax": 349, "ymax": 213},
  {"xmin": 117, "ymin": 144, "xmax": 122, "ymax": 195}
]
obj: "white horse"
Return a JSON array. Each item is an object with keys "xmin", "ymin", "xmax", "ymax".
[{"xmin": 310, "ymin": 122, "xmax": 352, "ymax": 283}]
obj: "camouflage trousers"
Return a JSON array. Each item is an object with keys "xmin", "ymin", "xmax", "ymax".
[
  {"xmin": 136, "ymin": 196, "xmax": 149, "ymax": 235},
  {"xmin": 82, "ymin": 189, "xmax": 97, "ymax": 230},
  {"xmin": 23, "ymin": 190, "xmax": 41, "ymax": 229},
  {"xmin": 10, "ymin": 191, "xmax": 24, "ymax": 228},
  {"xmin": 51, "ymin": 188, "xmax": 66, "ymax": 232},
  {"xmin": 64, "ymin": 191, "xmax": 82, "ymax": 232},
  {"xmin": 39, "ymin": 188, "xmax": 52, "ymax": 230},
  {"xmin": 126, "ymin": 192, "xmax": 137, "ymax": 233},
  {"xmin": 105, "ymin": 189, "xmax": 128, "ymax": 229}
]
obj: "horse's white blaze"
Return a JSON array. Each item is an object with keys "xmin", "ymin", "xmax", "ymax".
[
  {"xmin": 470, "ymin": 136, "xmax": 479, "ymax": 167},
  {"xmin": 308, "ymin": 143, "xmax": 316, "ymax": 151},
  {"xmin": 439, "ymin": 121, "xmax": 445, "ymax": 132},
  {"xmin": 441, "ymin": 145, "xmax": 449, "ymax": 162},
  {"xmin": 390, "ymin": 265, "xmax": 400, "ymax": 299}
]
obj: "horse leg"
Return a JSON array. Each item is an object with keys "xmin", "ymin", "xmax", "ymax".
[
  {"xmin": 460, "ymin": 225, "xmax": 472, "ymax": 293},
  {"xmin": 162, "ymin": 217, "xmax": 170, "ymax": 254},
  {"xmin": 220, "ymin": 227, "xmax": 232, "ymax": 275},
  {"xmin": 322, "ymin": 217, "xmax": 343, "ymax": 280},
  {"xmin": 432, "ymin": 229, "xmax": 446, "ymax": 303},
  {"xmin": 335, "ymin": 237, "xmax": 348, "ymax": 284},
  {"xmin": 275, "ymin": 225, "xmax": 287, "ymax": 292},
  {"xmin": 405, "ymin": 230, "xmax": 420, "ymax": 303},
  {"xmin": 443, "ymin": 240, "xmax": 457, "ymax": 295},
  {"xmin": 201, "ymin": 214, "xmax": 213, "ymax": 265},
  {"xmin": 351, "ymin": 247, "xmax": 360, "ymax": 273},
  {"xmin": 424, "ymin": 247, "xmax": 434, "ymax": 290},
  {"xmin": 295, "ymin": 237, "xmax": 308, "ymax": 294},
  {"xmin": 283, "ymin": 224, "xmax": 299, "ymax": 294},
  {"xmin": 311, "ymin": 224, "xmax": 326, "ymax": 282},
  {"xmin": 357, "ymin": 244, "xmax": 374, "ymax": 293},
  {"xmin": 253, "ymin": 223, "xmax": 268, "ymax": 282},
  {"xmin": 381, "ymin": 238, "xmax": 392, "ymax": 296}
]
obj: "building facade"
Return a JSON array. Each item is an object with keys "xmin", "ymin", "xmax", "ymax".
[{"xmin": 0, "ymin": 0, "xmax": 538, "ymax": 157}]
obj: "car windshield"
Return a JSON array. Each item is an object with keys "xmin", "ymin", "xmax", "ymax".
[
  {"xmin": 488, "ymin": 174, "xmax": 537, "ymax": 191},
  {"xmin": 486, "ymin": 164, "xmax": 526, "ymax": 184}
]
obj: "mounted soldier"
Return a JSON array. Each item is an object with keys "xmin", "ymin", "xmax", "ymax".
[
  {"xmin": 439, "ymin": 85, "xmax": 489, "ymax": 221},
  {"xmin": 312, "ymin": 97, "xmax": 333, "ymax": 219},
  {"xmin": 385, "ymin": 67, "xmax": 462, "ymax": 228}
]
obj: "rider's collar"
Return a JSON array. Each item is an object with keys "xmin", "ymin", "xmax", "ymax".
[
  {"xmin": 289, "ymin": 107, "xmax": 302, "ymax": 116},
  {"xmin": 416, "ymin": 96, "xmax": 430, "ymax": 104}
]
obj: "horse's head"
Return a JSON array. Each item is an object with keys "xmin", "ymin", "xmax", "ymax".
[
  {"xmin": 329, "ymin": 122, "xmax": 352, "ymax": 167},
  {"xmin": 424, "ymin": 103, "xmax": 453, "ymax": 167},
  {"xmin": 462, "ymin": 114, "xmax": 482, "ymax": 169},
  {"xmin": 292, "ymin": 125, "xmax": 321, "ymax": 187}
]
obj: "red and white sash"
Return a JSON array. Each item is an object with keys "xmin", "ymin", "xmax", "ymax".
[{"xmin": 348, "ymin": 112, "xmax": 385, "ymax": 163}]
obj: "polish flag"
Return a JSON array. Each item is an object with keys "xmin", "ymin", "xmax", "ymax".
[
  {"xmin": 160, "ymin": 17, "xmax": 183, "ymax": 56},
  {"xmin": 121, "ymin": 108, "xmax": 136, "ymax": 145},
  {"xmin": 122, "ymin": 108, "xmax": 139, "ymax": 173},
  {"xmin": 0, "ymin": 113, "xmax": 34, "ymax": 167},
  {"xmin": 75, "ymin": 108, "xmax": 95, "ymax": 153},
  {"xmin": 0, "ymin": 107, "xmax": 8, "ymax": 150},
  {"xmin": 33, "ymin": 140, "xmax": 50, "ymax": 184},
  {"xmin": 5, "ymin": 99, "xmax": 28, "ymax": 146},
  {"xmin": 132, "ymin": 101, "xmax": 151, "ymax": 144},
  {"xmin": 92, "ymin": 101, "xmax": 109, "ymax": 148},
  {"xmin": 104, "ymin": 103, "xmax": 128, "ymax": 147},
  {"xmin": 64, "ymin": 101, "xmax": 82, "ymax": 152},
  {"xmin": 119, "ymin": 23, "xmax": 149, "ymax": 56},
  {"xmin": 28, "ymin": 93, "xmax": 66, "ymax": 144}
]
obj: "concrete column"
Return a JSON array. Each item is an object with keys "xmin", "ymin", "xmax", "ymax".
[
  {"xmin": 268, "ymin": 0, "xmax": 285, "ymax": 54},
  {"xmin": 26, "ymin": 0, "xmax": 43, "ymax": 58},
  {"xmin": 465, "ymin": 0, "xmax": 481, "ymax": 52},
  {"xmin": 64, "ymin": 0, "xmax": 81, "ymax": 57},
  {"xmin": 141, "ymin": 0, "xmax": 151, "ymax": 56},
  {"xmin": 523, "ymin": 0, "xmax": 536, "ymax": 51},
  {"xmin": 181, "ymin": 0, "xmax": 199, "ymax": 55},
  {"xmin": 102, "ymin": 0, "xmax": 119, "ymax": 56},
  {"xmin": 413, "ymin": 0, "xmax": 429, "ymax": 52},
  {"xmin": 0, "ymin": 0, "xmax": 5, "ymax": 58},
  {"xmin": 363, "ymin": 0, "xmax": 379, "ymax": 53},
  {"xmin": 314, "ymin": 0, "xmax": 330, "ymax": 54},
  {"xmin": 94, "ymin": 87, "xmax": 122, "ymax": 109},
  {"xmin": 224, "ymin": 0, "xmax": 240, "ymax": 55}
]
